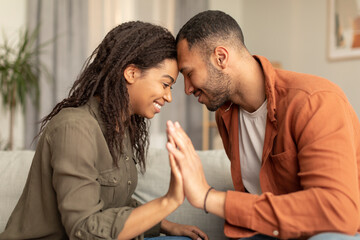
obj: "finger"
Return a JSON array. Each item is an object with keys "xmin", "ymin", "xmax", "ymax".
[
  {"xmin": 168, "ymin": 138, "xmax": 182, "ymax": 178},
  {"xmin": 169, "ymin": 134, "xmax": 177, "ymax": 153},
  {"xmin": 173, "ymin": 121, "xmax": 197, "ymax": 155},
  {"xmin": 167, "ymin": 121, "xmax": 192, "ymax": 155},
  {"xmin": 168, "ymin": 135, "xmax": 176, "ymax": 163},
  {"xmin": 167, "ymin": 126, "xmax": 204, "ymax": 182},
  {"xmin": 191, "ymin": 228, "xmax": 209, "ymax": 240},
  {"xmin": 170, "ymin": 123, "xmax": 203, "ymax": 171},
  {"xmin": 167, "ymin": 124, "xmax": 181, "ymax": 152},
  {"xmin": 170, "ymin": 122, "xmax": 197, "ymax": 158},
  {"xmin": 166, "ymin": 142, "xmax": 194, "ymax": 181},
  {"xmin": 166, "ymin": 142, "xmax": 185, "ymax": 169},
  {"xmin": 183, "ymin": 230, "xmax": 203, "ymax": 240},
  {"xmin": 167, "ymin": 121, "xmax": 185, "ymax": 143},
  {"xmin": 169, "ymin": 150, "xmax": 182, "ymax": 179},
  {"xmin": 169, "ymin": 137, "xmax": 182, "ymax": 177}
]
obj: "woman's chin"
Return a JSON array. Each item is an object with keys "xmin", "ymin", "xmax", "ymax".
[{"xmin": 144, "ymin": 112, "xmax": 156, "ymax": 119}]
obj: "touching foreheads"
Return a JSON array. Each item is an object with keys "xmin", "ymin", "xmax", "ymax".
[{"xmin": 176, "ymin": 10, "xmax": 246, "ymax": 57}]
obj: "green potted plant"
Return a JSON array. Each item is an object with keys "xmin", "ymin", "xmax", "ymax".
[{"xmin": 0, "ymin": 27, "xmax": 48, "ymax": 150}]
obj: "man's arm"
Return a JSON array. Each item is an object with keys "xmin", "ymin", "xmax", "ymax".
[
  {"xmin": 166, "ymin": 121, "xmax": 226, "ymax": 218},
  {"xmin": 166, "ymin": 91, "xmax": 360, "ymax": 240}
]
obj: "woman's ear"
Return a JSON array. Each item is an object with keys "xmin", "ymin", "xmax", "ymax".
[{"xmin": 124, "ymin": 64, "xmax": 139, "ymax": 84}]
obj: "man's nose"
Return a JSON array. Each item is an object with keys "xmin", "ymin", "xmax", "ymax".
[{"xmin": 184, "ymin": 77, "xmax": 194, "ymax": 95}]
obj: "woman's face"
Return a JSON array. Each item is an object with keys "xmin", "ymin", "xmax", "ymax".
[{"xmin": 125, "ymin": 59, "xmax": 179, "ymax": 119}]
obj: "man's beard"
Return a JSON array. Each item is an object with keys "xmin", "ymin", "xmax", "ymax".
[{"xmin": 202, "ymin": 62, "xmax": 231, "ymax": 111}]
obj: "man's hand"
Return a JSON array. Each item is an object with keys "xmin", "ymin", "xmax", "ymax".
[{"xmin": 165, "ymin": 132, "xmax": 185, "ymax": 207}]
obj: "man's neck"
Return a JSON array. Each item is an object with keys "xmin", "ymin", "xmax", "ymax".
[{"xmin": 230, "ymin": 55, "xmax": 266, "ymax": 113}]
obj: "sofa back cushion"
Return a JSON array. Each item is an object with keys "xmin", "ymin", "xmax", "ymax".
[
  {"xmin": 0, "ymin": 150, "xmax": 34, "ymax": 232},
  {"xmin": 134, "ymin": 148, "xmax": 233, "ymax": 240},
  {"xmin": 0, "ymin": 149, "xmax": 234, "ymax": 239}
]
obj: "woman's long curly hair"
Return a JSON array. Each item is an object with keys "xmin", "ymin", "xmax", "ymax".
[{"xmin": 38, "ymin": 21, "xmax": 177, "ymax": 171}]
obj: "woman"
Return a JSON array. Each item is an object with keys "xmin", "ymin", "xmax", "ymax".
[{"xmin": 0, "ymin": 21, "xmax": 207, "ymax": 240}]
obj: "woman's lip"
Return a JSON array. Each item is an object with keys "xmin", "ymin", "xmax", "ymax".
[{"xmin": 153, "ymin": 102, "xmax": 162, "ymax": 113}]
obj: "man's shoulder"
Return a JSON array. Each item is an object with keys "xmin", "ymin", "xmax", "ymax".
[{"xmin": 275, "ymin": 69, "xmax": 344, "ymax": 97}]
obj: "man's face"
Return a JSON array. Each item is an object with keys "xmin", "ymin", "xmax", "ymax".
[{"xmin": 177, "ymin": 39, "xmax": 230, "ymax": 111}]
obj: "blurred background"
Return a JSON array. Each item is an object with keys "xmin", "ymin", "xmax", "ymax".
[{"xmin": 1, "ymin": 0, "xmax": 359, "ymax": 151}]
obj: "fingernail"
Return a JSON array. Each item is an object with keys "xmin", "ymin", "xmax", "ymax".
[
  {"xmin": 175, "ymin": 121, "xmax": 180, "ymax": 128},
  {"xmin": 197, "ymin": 238, "xmax": 202, "ymax": 240}
]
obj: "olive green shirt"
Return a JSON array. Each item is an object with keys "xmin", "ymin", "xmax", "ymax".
[{"xmin": 0, "ymin": 97, "xmax": 160, "ymax": 240}]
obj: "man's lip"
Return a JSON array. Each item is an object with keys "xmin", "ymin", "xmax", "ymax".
[
  {"xmin": 197, "ymin": 92, "xmax": 203, "ymax": 103},
  {"xmin": 194, "ymin": 90, "xmax": 202, "ymax": 97}
]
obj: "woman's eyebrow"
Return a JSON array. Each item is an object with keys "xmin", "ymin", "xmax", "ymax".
[{"xmin": 162, "ymin": 74, "xmax": 175, "ymax": 83}]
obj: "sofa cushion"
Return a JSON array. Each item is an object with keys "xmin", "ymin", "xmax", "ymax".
[
  {"xmin": 0, "ymin": 150, "xmax": 34, "ymax": 232},
  {"xmin": 0, "ymin": 149, "xmax": 234, "ymax": 239},
  {"xmin": 134, "ymin": 148, "xmax": 233, "ymax": 240}
]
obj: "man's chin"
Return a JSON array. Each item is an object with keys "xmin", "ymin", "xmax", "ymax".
[
  {"xmin": 205, "ymin": 103, "xmax": 219, "ymax": 112},
  {"xmin": 205, "ymin": 99, "xmax": 227, "ymax": 112}
]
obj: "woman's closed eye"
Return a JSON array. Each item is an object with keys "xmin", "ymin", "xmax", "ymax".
[{"xmin": 163, "ymin": 82, "xmax": 173, "ymax": 89}]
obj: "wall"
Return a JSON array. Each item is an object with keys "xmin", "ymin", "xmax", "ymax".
[
  {"xmin": 86, "ymin": 0, "xmax": 208, "ymax": 150},
  {"xmin": 185, "ymin": 0, "xmax": 360, "ymax": 149},
  {"xmin": 1, "ymin": 0, "xmax": 359, "ymax": 150},
  {"xmin": 242, "ymin": 0, "xmax": 360, "ymax": 117},
  {"xmin": 0, "ymin": 0, "xmax": 26, "ymax": 149}
]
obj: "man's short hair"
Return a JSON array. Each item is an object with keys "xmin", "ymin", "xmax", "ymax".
[{"xmin": 176, "ymin": 10, "xmax": 245, "ymax": 54}]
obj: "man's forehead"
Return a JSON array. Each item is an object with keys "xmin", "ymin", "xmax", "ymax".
[
  {"xmin": 177, "ymin": 39, "xmax": 191, "ymax": 54},
  {"xmin": 176, "ymin": 40, "xmax": 191, "ymax": 69},
  {"xmin": 177, "ymin": 39, "xmax": 199, "ymax": 62}
]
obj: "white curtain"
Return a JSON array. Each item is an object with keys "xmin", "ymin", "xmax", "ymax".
[
  {"xmin": 25, "ymin": 0, "xmax": 208, "ymax": 150},
  {"xmin": 25, "ymin": 0, "xmax": 90, "ymax": 148}
]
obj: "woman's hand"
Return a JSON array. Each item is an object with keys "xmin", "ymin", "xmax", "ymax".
[
  {"xmin": 164, "ymin": 134, "xmax": 185, "ymax": 207},
  {"xmin": 161, "ymin": 219, "xmax": 209, "ymax": 240},
  {"xmin": 166, "ymin": 121, "xmax": 210, "ymax": 209}
]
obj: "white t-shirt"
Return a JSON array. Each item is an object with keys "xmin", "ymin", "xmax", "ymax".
[{"xmin": 238, "ymin": 100, "xmax": 267, "ymax": 195}]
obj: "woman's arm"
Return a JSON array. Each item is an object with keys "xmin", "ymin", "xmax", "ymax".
[
  {"xmin": 117, "ymin": 195, "xmax": 179, "ymax": 239},
  {"xmin": 117, "ymin": 135, "xmax": 183, "ymax": 239},
  {"xmin": 117, "ymin": 134, "xmax": 208, "ymax": 240}
]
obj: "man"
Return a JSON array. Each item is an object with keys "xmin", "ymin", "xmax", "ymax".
[{"xmin": 166, "ymin": 10, "xmax": 360, "ymax": 240}]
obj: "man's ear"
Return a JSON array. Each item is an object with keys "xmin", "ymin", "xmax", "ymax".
[
  {"xmin": 124, "ymin": 64, "xmax": 140, "ymax": 84},
  {"xmin": 213, "ymin": 46, "xmax": 229, "ymax": 69}
]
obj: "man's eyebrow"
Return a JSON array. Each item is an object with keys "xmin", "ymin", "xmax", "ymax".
[
  {"xmin": 179, "ymin": 67, "xmax": 188, "ymax": 74},
  {"xmin": 162, "ymin": 74, "xmax": 175, "ymax": 83}
]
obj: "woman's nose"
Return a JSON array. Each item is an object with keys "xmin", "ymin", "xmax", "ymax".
[{"xmin": 164, "ymin": 88, "xmax": 172, "ymax": 103}]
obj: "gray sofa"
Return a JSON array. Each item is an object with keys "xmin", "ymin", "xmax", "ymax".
[{"xmin": 0, "ymin": 148, "xmax": 234, "ymax": 239}]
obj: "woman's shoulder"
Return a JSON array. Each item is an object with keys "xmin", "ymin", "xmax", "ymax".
[{"xmin": 45, "ymin": 105, "xmax": 100, "ymax": 135}]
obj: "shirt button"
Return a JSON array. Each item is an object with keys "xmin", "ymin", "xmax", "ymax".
[
  {"xmin": 273, "ymin": 230, "xmax": 279, "ymax": 236},
  {"xmin": 76, "ymin": 230, "xmax": 82, "ymax": 237},
  {"xmin": 125, "ymin": 156, "xmax": 129, "ymax": 161},
  {"xmin": 128, "ymin": 180, "xmax": 132, "ymax": 185}
]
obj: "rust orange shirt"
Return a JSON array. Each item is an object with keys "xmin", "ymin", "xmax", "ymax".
[{"xmin": 216, "ymin": 56, "xmax": 360, "ymax": 239}]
